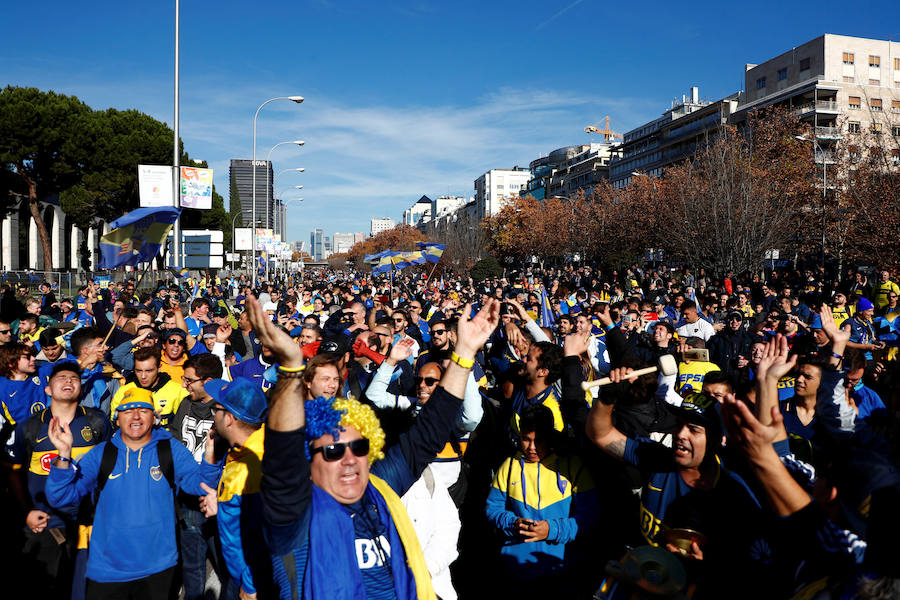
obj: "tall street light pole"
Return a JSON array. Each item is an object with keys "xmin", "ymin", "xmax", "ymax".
[
  {"xmin": 252, "ymin": 97, "xmax": 303, "ymax": 287},
  {"xmin": 796, "ymin": 136, "xmax": 827, "ymax": 269},
  {"xmin": 172, "ymin": 0, "xmax": 181, "ymax": 268},
  {"xmin": 265, "ymin": 141, "xmax": 305, "ymax": 232},
  {"xmin": 274, "ymin": 197, "xmax": 303, "ymax": 277}
]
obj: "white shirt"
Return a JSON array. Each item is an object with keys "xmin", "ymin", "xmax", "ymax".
[{"xmin": 676, "ymin": 318, "xmax": 716, "ymax": 342}]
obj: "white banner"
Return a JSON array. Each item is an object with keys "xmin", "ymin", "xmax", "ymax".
[
  {"xmin": 138, "ymin": 165, "xmax": 175, "ymax": 207},
  {"xmin": 234, "ymin": 228, "xmax": 253, "ymax": 251}
]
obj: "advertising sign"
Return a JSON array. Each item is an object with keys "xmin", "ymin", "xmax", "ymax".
[
  {"xmin": 179, "ymin": 167, "xmax": 213, "ymax": 209},
  {"xmin": 234, "ymin": 228, "xmax": 253, "ymax": 251},
  {"xmin": 138, "ymin": 165, "xmax": 175, "ymax": 207}
]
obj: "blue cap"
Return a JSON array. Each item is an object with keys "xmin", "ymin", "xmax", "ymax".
[
  {"xmin": 858, "ymin": 297, "xmax": 874, "ymax": 312},
  {"xmin": 204, "ymin": 378, "xmax": 267, "ymax": 424},
  {"xmin": 809, "ymin": 314, "xmax": 823, "ymax": 329}
]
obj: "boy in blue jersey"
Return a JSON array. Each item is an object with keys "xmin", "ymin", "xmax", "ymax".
[
  {"xmin": 0, "ymin": 343, "xmax": 48, "ymax": 450},
  {"xmin": 586, "ymin": 368, "xmax": 765, "ymax": 597},
  {"xmin": 11, "ymin": 362, "xmax": 110, "ymax": 600}
]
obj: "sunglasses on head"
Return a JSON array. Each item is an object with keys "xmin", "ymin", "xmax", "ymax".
[
  {"xmin": 414, "ymin": 376, "xmax": 440, "ymax": 386},
  {"xmin": 310, "ymin": 438, "xmax": 369, "ymax": 461}
]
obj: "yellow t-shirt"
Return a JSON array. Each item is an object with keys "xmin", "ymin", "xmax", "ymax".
[{"xmin": 677, "ymin": 361, "xmax": 721, "ymax": 392}]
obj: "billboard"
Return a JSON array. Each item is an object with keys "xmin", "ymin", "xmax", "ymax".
[
  {"xmin": 179, "ymin": 167, "xmax": 213, "ymax": 209},
  {"xmin": 234, "ymin": 228, "xmax": 253, "ymax": 251},
  {"xmin": 138, "ymin": 165, "xmax": 175, "ymax": 207}
]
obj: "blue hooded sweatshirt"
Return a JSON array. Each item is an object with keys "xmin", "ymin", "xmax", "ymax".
[{"xmin": 45, "ymin": 427, "xmax": 222, "ymax": 583}]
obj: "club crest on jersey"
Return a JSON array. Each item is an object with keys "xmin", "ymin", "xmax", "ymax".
[
  {"xmin": 32, "ymin": 376, "xmax": 41, "ymax": 385},
  {"xmin": 150, "ymin": 466, "xmax": 163, "ymax": 481},
  {"xmin": 40, "ymin": 452, "xmax": 57, "ymax": 472},
  {"xmin": 30, "ymin": 401, "xmax": 46, "ymax": 414},
  {"xmin": 81, "ymin": 426, "xmax": 93, "ymax": 442}
]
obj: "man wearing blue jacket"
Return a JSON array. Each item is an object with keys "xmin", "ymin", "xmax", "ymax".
[{"xmin": 44, "ymin": 386, "xmax": 223, "ymax": 599}]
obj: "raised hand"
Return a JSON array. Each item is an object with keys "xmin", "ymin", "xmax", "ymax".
[
  {"xmin": 721, "ymin": 394, "xmax": 784, "ymax": 462},
  {"xmin": 47, "ymin": 417, "xmax": 73, "ymax": 459},
  {"xmin": 563, "ymin": 332, "xmax": 590, "ymax": 358},
  {"xmin": 216, "ymin": 323, "xmax": 233, "ymax": 344},
  {"xmin": 818, "ymin": 304, "xmax": 849, "ymax": 344},
  {"xmin": 758, "ymin": 334, "xmax": 796, "ymax": 382},
  {"xmin": 456, "ymin": 299, "xmax": 501, "ymax": 358},
  {"xmin": 245, "ymin": 295, "xmax": 302, "ymax": 369},
  {"xmin": 387, "ymin": 337, "xmax": 415, "ymax": 364}
]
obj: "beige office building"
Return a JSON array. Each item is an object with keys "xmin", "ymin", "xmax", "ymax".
[{"xmin": 733, "ymin": 34, "xmax": 900, "ymax": 152}]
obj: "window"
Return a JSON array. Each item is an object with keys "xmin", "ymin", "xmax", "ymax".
[
  {"xmin": 800, "ymin": 57, "xmax": 810, "ymax": 71},
  {"xmin": 849, "ymin": 146, "xmax": 860, "ymax": 162},
  {"xmin": 871, "ymin": 122, "xmax": 883, "ymax": 133},
  {"xmin": 843, "ymin": 76, "xmax": 855, "ymax": 83},
  {"xmin": 894, "ymin": 126, "xmax": 900, "ymax": 137},
  {"xmin": 869, "ymin": 55, "xmax": 880, "ymax": 68},
  {"xmin": 777, "ymin": 68, "xmax": 787, "ymax": 81},
  {"xmin": 871, "ymin": 99, "xmax": 882, "ymax": 112},
  {"xmin": 869, "ymin": 79, "xmax": 881, "ymax": 86},
  {"xmin": 893, "ymin": 100, "xmax": 900, "ymax": 113},
  {"xmin": 848, "ymin": 96, "xmax": 861, "ymax": 109},
  {"xmin": 892, "ymin": 150, "xmax": 900, "ymax": 166},
  {"xmin": 895, "ymin": 58, "xmax": 900, "ymax": 70},
  {"xmin": 848, "ymin": 121, "xmax": 861, "ymax": 133},
  {"xmin": 843, "ymin": 52, "xmax": 854, "ymax": 65},
  {"xmin": 756, "ymin": 77, "xmax": 767, "ymax": 90}
]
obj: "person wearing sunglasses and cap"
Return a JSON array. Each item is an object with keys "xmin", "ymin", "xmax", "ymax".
[
  {"xmin": 244, "ymin": 294, "xmax": 500, "ymax": 600},
  {"xmin": 197, "ymin": 377, "xmax": 274, "ymax": 600}
]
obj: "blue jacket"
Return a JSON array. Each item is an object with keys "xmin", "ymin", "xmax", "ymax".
[
  {"xmin": 485, "ymin": 453, "xmax": 597, "ymax": 577},
  {"xmin": 46, "ymin": 428, "xmax": 222, "ymax": 583}
]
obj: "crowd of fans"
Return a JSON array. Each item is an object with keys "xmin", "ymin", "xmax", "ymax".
[{"xmin": 0, "ymin": 261, "xmax": 898, "ymax": 600}]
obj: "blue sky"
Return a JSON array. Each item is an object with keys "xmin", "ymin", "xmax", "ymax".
[{"xmin": 4, "ymin": 1, "xmax": 899, "ymax": 243}]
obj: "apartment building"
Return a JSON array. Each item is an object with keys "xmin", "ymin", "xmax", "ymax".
[
  {"xmin": 609, "ymin": 88, "xmax": 740, "ymax": 188},
  {"xmin": 732, "ymin": 34, "xmax": 900, "ymax": 162},
  {"xmin": 370, "ymin": 217, "xmax": 395, "ymax": 236},
  {"xmin": 547, "ymin": 142, "xmax": 615, "ymax": 197},
  {"xmin": 473, "ymin": 168, "xmax": 531, "ymax": 221}
]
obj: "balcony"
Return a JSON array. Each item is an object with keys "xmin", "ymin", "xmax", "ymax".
[
  {"xmin": 814, "ymin": 151, "xmax": 836, "ymax": 164},
  {"xmin": 815, "ymin": 126, "xmax": 842, "ymax": 140},
  {"xmin": 794, "ymin": 100, "xmax": 840, "ymax": 117}
]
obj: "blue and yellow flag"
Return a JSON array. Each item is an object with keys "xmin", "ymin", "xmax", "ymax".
[
  {"xmin": 540, "ymin": 286, "xmax": 556, "ymax": 328},
  {"xmin": 167, "ymin": 266, "xmax": 189, "ymax": 278},
  {"xmin": 99, "ymin": 207, "xmax": 181, "ymax": 269},
  {"xmin": 415, "ymin": 242, "xmax": 446, "ymax": 263}
]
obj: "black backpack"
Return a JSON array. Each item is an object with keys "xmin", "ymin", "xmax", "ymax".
[{"xmin": 96, "ymin": 437, "xmax": 176, "ymax": 494}]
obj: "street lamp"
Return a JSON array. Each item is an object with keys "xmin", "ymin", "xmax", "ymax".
[
  {"xmin": 796, "ymin": 135, "xmax": 827, "ymax": 269},
  {"xmin": 265, "ymin": 141, "xmax": 305, "ymax": 231},
  {"xmin": 252, "ymin": 96, "xmax": 303, "ymax": 286},
  {"xmin": 274, "ymin": 197, "xmax": 304, "ymax": 277},
  {"xmin": 274, "ymin": 167, "xmax": 305, "ymax": 190}
]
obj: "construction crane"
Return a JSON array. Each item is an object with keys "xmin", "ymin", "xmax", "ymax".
[{"xmin": 585, "ymin": 116, "xmax": 621, "ymax": 142}]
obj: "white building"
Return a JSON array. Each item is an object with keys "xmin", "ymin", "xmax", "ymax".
[
  {"xmin": 432, "ymin": 196, "xmax": 468, "ymax": 220},
  {"xmin": 403, "ymin": 196, "xmax": 432, "ymax": 226},
  {"xmin": 333, "ymin": 232, "xmax": 355, "ymax": 254},
  {"xmin": 473, "ymin": 168, "xmax": 532, "ymax": 221},
  {"xmin": 370, "ymin": 217, "xmax": 395, "ymax": 237}
]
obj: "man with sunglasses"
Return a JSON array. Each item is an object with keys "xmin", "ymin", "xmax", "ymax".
[
  {"xmin": 160, "ymin": 329, "xmax": 189, "ymax": 386},
  {"xmin": 199, "ymin": 377, "xmax": 274, "ymax": 600},
  {"xmin": 247, "ymin": 294, "xmax": 500, "ymax": 600}
]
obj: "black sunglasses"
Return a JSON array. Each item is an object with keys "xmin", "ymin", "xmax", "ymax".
[
  {"xmin": 310, "ymin": 438, "xmax": 369, "ymax": 461},
  {"xmin": 414, "ymin": 376, "xmax": 440, "ymax": 386},
  {"xmin": 431, "ymin": 329, "xmax": 447, "ymax": 335}
]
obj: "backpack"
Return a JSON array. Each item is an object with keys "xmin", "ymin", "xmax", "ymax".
[{"xmin": 96, "ymin": 437, "xmax": 176, "ymax": 494}]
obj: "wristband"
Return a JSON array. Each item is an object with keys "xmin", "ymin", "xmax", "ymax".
[
  {"xmin": 277, "ymin": 364, "xmax": 306, "ymax": 373},
  {"xmin": 54, "ymin": 456, "xmax": 72, "ymax": 464},
  {"xmin": 450, "ymin": 351, "xmax": 475, "ymax": 369},
  {"xmin": 831, "ymin": 352, "xmax": 843, "ymax": 360}
]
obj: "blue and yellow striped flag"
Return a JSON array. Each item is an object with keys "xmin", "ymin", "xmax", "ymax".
[
  {"xmin": 415, "ymin": 242, "xmax": 446, "ymax": 263},
  {"xmin": 99, "ymin": 207, "xmax": 181, "ymax": 269}
]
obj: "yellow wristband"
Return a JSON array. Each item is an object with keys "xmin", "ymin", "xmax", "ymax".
[
  {"xmin": 450, "ymin": 351, "xmax": 475, "ymax": 369},
  {"xmin": 277, "ymin": 364, "xmax": 306, "ymax": 373}
]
